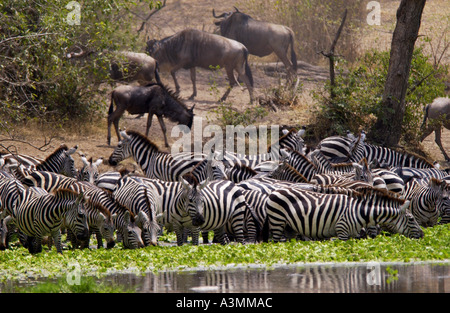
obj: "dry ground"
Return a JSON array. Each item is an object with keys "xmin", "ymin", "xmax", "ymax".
[{"xmin": 1, "ymin": 0, "xmax": 449, "ymax": 173}]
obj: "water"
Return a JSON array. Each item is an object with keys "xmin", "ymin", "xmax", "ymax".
[{"xmin": 3, "ymin": 262, "xmax": 448, "ymax": 293}]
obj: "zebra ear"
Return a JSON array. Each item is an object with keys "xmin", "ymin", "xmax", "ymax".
[
  {"xmin": 80, "ymin": 155, "xmax": 89, "ymax": 166},
  {"xmin": 120, "ymin": 129, "xmax": 130, "ymax": 140},
  {"xmin": 66, "ymin": 145, "xmax": 78, "ymax": 156},
  {"xmin": 180, "ymin": 177, "xmax": 190, "ymax": 189},
  {"xmin": 400, "ymin": 200, "xmax": 410, "ymax": 213},
  {"xmin": 199, "ymin": 179, "xmax": 208, "ymax": 190},
  {"xmin": 94, "ymin": 158, "xmax": 104, "ymax": 166}
]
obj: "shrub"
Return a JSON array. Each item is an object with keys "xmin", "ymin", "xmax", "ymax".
[{"xmin": 310, "ymin": 46, "xmax": 448, "ymax": 145}]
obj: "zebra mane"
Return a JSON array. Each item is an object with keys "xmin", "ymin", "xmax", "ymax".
[
  {"xmin": 351, "ymin": 186, "xmax": 406, "ymax": 204},
  {"xmin": 50, "ymin": 188, "xmax": 80, "ymax": 199},
  {"xmin": 126, "ymin": 130, "xmax": 166, "ymax": 154},
  {"xmin": 289, "ymin": 149, "xmax": 317, "ymax": 169},
  {"xmin": 43, "ymin": 144, "xmax": 69, "ymax": 162}
]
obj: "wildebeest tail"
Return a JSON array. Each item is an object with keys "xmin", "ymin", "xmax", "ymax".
[
  {"xmin": 109, "ymin": 92, "xmax": 115, "ymax": 116},
  {"xmin": 421, "ymin": 104, "xmax": 430, "ymax": 130},
  {"xmin": 289, "ymin": 30, "xmax": 297, "ymax": 73},
  {"xmin": 154, "ymin": 61, "xmax": 162, "ymax": 84},
  {"xmin": 243, "ymin": 49, "xmax": 254, "ymax": 87}
]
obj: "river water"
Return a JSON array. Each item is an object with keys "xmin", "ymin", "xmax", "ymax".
[{"xmin": 3, "ymin": 261, "xmax": 448, "ymax": 293}]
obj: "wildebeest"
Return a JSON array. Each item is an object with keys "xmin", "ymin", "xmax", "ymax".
[
  {"xmin": 146, "ymin": 28, "xmax": 254, "ymax": 103},
  {"xmin": 67, "ymin": 48, "xmax": 161, "ymax": 85},
  {"xmin": 107, "ymin": 83, "xmax": 194, "ymax": 147},
  {"xmin": 213, "ymin": 7, "xmax": 297, "ymax": 80},
  {"xmin": 420, "ymin": 97, "xmax": 450, "ymax": 161}
]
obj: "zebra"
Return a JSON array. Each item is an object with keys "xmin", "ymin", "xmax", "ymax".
[
  {"xmin": 316, "ymin": 132, "xmax": 434, "ymax": 169},
  {"xmin": 108, "ymin": 130, "xmax": 202, "ymax": 181},
  {"xmin": 95, "ymin": 171, "xmax": 123, "ymax": 192},
  {"xmin": 401, "ymin": 177, "xmax": 449, "ymax": 227},
  {"xmin": 13, "ymin": 187, "xmax": 90, "ymax": 254},
  {"xmin": 20, "ymin": 171, "xmax": 118, "ymax": 249},
  {"xmin": 178, "ymin": 174, "xmax": 258, "ymax": 245},
  {"xmin": 3, "ymin": 144, "xmax": 79, "ymax": 178},
  {"xmin": 268, "ymin": 162, "xmax": 309, "ymax": 183},
  {"xmin": 265, "ymin": 186, "xmax": 424, "ymax": 242},
  {"xmin": 78, "ymin": 154, "xmax": 103, "ymax": 183},
  {"xmin": 112, "ymin": 175, "xmax": 160, "ymax": 246}
]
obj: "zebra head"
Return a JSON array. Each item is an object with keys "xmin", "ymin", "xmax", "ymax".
[
  {"xmin": 181, "ymin": 174, "xmax": 207, "ymax": 227},
  {"xmin": 79, "ymin": 155, "xmax": 103, "ymax": 183},
  {"xmin": 64, "ymin": 192, "xmax": 90, "ymax": 242},
  {"xmin": 108, "ymin": 131, "xmax": 132, "ymax": 166},
  {"xmin": 113, "ymin": 210, "xmax": 145, "ymax": 249},
  {"xmin": 0, "ymin": 216, "xmax": 12, "ymax": 250},
  {"xmin": 384, "ymin": 201, "xmax": 424, "ymax": 239}
]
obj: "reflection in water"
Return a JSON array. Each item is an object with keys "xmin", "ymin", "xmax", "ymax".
[
  {"xmin": 1, "ymin": 262, "xmax": 448, "ymax": 293},
  {"xmin": 105, "ymin": 262, "xmax": 449, "ymax": 293}
]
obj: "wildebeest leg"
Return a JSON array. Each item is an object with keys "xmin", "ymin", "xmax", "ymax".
[
  {"xmin": 434, "ymin": 127, "xmax": 450, "ymax": 161},
  {"xmin": 220, "ymin": 68, "xmax": 238, "ymax": 102},
  {"xmin": 170, "ymin": 70, "xmax": 181, "ymax": 96},
  {"xmin": 107, "ymin": 109, "xmax": 124, "ymax": 145},
  {"xmin": 156, "ymin": 115, "xmax": 169, "ymax": 147},
  {"xmin": 145, "ymin": 113, "xmax": 154, "ymax": 137},
  {"xmin": 189, "ymin": 68, "xmax": 197, "ymax": 100}
]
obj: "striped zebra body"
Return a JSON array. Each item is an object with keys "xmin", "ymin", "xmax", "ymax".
[
  {"xmin": 4, "ymin": 145, "xmax": 78, "ymax": 178},
  {"xmin": 175, "ymin": 176, "xmax": 256, "ymax": 245},
  {"xmin": 359, "ymin": 144, "xmax": 433, "ymax": 169},
  {"xmin": 241, "ymin": 189, "xmax": 269, "ymax": 238},
  {"xmin": 95, "ymin": 171, "xmax": 122, "ymax": 192},
  {"xmin": 220, "ymin": 150, "xmax": 281, "ymax": 169},
  {"xmin": 269, "ymin": 162, "xmax": 309, "ymax": 183},
  {"xmin": 316, "ymin": 135, "xmax": 358, "ymax": 162},
  {"xmin": 113, "ymin": 176, "xmax": 160, "ymax": 246},
  {"xmin": 393, "ymin": 167, "xmax": 448, "ymax": 184},
  {"xmin": 225, "ymin": 163, "xmax": 258, "ymax": 183},
  {"xmin": 14, "ymin": 188, "xmax": 89, "ymax": 253},
  {"xmin": 21, "ymin": 171, "xmax": 119, "ymax": 249},
  {"xmin": 265, "ymin": 187, "xmax": 423, "ymax": 241},
  {"xmin": 108, "ymin": 130, "xmax": 202, "ymax": 181},
  {"xmin": 401, "ymin": 178, "xmax": 449, "ymax": 227},
  {"xmin": 185, "ymin": 156, "xmax": 227, "ymax": 182}
]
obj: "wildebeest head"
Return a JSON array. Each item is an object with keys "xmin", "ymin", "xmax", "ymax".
[{"xmin": 145, "ymin": 39, "xmax": 160, "ymax": 57}]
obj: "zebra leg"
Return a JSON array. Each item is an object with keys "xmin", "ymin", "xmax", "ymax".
[
  {"xmin": 213, "ymin": 227, "xmax": 230, "ymax": 245},
  {"xmin": 201, "ymin": 231, "xmax": 209, "ymax": 244},
  {"xmin": 95, "ymin": 231, "xmax": 104, "ymax": 249},
  {"xmin": 52, "ymin": 230, "xmax": 63, "ymax": 254},
  {"xmin": 190, "ymin": 228, "xmax": 200, "ymax": 246},
  {"xmin": 174, "ymin": 225, "xmax": 185, "ymax": 246}
]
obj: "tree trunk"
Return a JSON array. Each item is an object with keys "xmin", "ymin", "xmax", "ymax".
[{"xmin": 370, "ymin": 0, "xmax": 426, "ymax": 147}]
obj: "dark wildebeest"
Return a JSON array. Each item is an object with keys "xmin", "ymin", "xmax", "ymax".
[
  {"xmin": 67, "ymin": 48, "xmax": 161, "ymax": 85},
  {"xmin": 107, "ymin": 83, "xmax": 194, "ymax": 147},
  {"xmin": 420, "ymin": 97, "xmax": 450, "ymax": 161},
  {"xmin": 146, "ymin": 28, "xmax": 254, "ymax": 103},
  {"xmin": 213, "ymin": 7, "xmax": 297, "ymax": 80}
]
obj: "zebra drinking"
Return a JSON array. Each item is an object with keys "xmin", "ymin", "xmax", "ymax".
[{"xmin": 265, "ymin": 186, "xmax": 424, "ymax": 242}]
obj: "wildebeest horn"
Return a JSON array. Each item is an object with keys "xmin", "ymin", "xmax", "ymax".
[
  {"xmin": 233, "ymin": 6, "xmax": 240, "ymax": 13},
  {"xmin": 190, "ymin": 104, "xmax": 195, "ymax": 112},
  {"xmin": 212, "ymin": 9, "xmax": 226, "ymax": 18}
]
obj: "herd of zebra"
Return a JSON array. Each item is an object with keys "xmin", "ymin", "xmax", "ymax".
[{"xmin": 0, "ymin": 127, "xmax": 449, "ymax": 254}]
